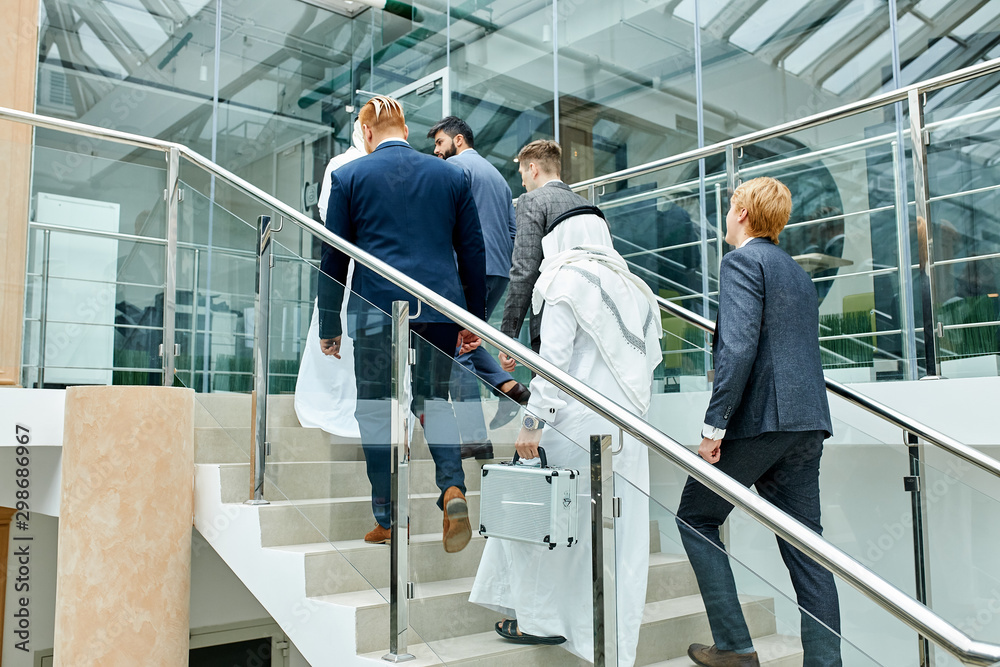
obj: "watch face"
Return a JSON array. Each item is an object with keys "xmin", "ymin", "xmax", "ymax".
[{"xmin": 523, "ymin": 415, "xmax": 537, "ymax": 430}]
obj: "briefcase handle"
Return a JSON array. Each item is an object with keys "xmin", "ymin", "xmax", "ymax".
[{"xmin": 511, "ymin": 446, "xmax": 548, "ymax": 468}]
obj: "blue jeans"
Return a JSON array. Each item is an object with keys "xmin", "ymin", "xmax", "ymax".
[
  {"xmin": 675, "ymin": 430, "xmax": 842, "ymax": 667},
  {"xmin": 451, "ymin": 275, "xmax": 513, "ymax": 443},
  {"xmin": 354, "ymin": 322, "xmax": 466, "ymax": 529}
]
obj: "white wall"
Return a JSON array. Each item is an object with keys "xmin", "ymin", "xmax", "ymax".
[{"xmin": 190, "ymin": 529, "xmax": 312, "ymax": 666}]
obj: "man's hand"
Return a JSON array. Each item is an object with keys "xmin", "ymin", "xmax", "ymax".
[
  {"xmin": 457, "ymin": 329, "xmax": 481, "ymax": 355},
  {"xmin": 514, "ymin": 426, "xmax": 543, "ymax": 460},
  {"xmin": 498, "ymin": 352, "xmax": 516, "ymax": 372},
  {"xmin": 698, "ymin": 437, "xmax": 722, "ymax": 464},
  {"xmin": 320, "ymin": 336, "xmax": 342, "ymax": 359}
]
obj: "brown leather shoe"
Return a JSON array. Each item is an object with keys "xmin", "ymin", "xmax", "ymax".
[
  {"xmin": 442, "ymin": 486, "xmax": 471, "ymax": 553},
  {"xmin": 687, "ymin": 643, "xmax": 760, "ymax": 667},
  {"xmin": 364, "ymin": 524, "xmax": 391, "ymax": 544}
]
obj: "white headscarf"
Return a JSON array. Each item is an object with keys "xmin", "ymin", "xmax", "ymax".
[{"xmin": 532, "ymin": 212, "xmax": 663, "ymax": 413}]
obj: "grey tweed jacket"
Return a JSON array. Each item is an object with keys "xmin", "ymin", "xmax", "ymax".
[
  {"xmin": 501, "ymin": 181, "xmax": 591, "ymax": 351},
  {"xmin": 706, "ymin": 237, "xmax": 833, "ymax": 440}
]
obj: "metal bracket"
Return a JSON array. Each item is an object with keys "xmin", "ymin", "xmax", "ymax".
[
  {"xmin": 178, "ymin": 188, "xmax": 185, "ymax": 202},
  {"xmin": 158, "ymin": 343, "xmax": 181, "ymax": 357},
  {"xmin": 408, "ymin": 348, "xmax": 416, "ymax": 366},
  {"xmin": 935, "ymin": 321, "xmax": 944, "ymax": 338},
  {"xmin": 407, "ymin": 581, "xmax": 414, "ymax": 600},
  {"xmin": 612, "ymin": 496, "xmax": 622, "ymax": 518},
  {"xmin": 904, "ymin": 476, "xmax": 920, "ymax": 493}
]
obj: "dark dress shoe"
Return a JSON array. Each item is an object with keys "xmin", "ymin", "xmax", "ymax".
[
  {"xmin": 460, "ymin": 441, "xmax": 494, "ymax": 460},
  {"xmin": 489, "ymin": 382, "xmax": 531, "ymax": 429},
  {"xmin": 688, "ymin": 643, "xmax": 760, "ymax": 667}
]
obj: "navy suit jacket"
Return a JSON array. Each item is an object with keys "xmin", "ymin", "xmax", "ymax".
[
  {"xmin": 318, "ymin": 140, "xmax": 487, "ymax": 339},
  {"xmin": 705, "ymin": 238, "xmax": 833, "ymax": 440}
]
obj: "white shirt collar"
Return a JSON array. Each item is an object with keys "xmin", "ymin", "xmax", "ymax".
[
  {"xmin": 739, "ymin": 237, "xmax": 755, "ymax": 248},
  {"xmin": 376, "ymin": 137, "xmax": 409, "ymax": 148},
  {"xmin": 543, "ymin": 178, "xmax": 564, "ymax": 187}
]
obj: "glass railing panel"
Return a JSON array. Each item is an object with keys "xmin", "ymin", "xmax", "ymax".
[
  {"xmin": 406, "ymin": 327, "xmax": 630, "ymax": 663},
  {"xmin": 922, "ymin": 94, "xmax": 1000, "ymax": 377},
  {"xmin": 637, "ymin": 472, "xmax": 884, "ymax": 666},
  {"xmin": 918, "ymin": 447, "xmax": 1000, "ymax": 652},
  {"xmin": 737, "ymin": 105, "xmax": 920, "ymax": 381},
  {"xmin": 254, "ymin": 240, "xmax": 467, "ymax": 662},
  {"xmin": 175, "ymin": 171, "xmax": 263, "ymax": 392},
  {"xmin": 191, "ymin": 389, "xmax": 400, "ymax": 666},
  {"xmin": 21, "ymin": 137, "xmax": 170, "ymax": 387},
  {"xmin": 593, "ymin": 159, "xmax": 725, "ymax": 394}
]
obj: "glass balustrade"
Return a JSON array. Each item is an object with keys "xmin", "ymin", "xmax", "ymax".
[{"xmin": 21, "ymin": 133, "xmax": 171, "ymax": 388}]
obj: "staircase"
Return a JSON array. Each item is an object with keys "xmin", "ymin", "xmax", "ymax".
[{"xmin": 193, "ymin": 393, "xmax": 804, "ymax": 666}]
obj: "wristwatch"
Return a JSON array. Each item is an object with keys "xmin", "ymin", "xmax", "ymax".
[{"xmin": 522, "ymin": 414, "xmax": 545, "ymax": 431}]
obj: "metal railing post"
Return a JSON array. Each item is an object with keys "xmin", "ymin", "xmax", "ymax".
[
  {"xmin": 724, "ymin": 143, "xmax": 739, "ymax": 199},
  {"xmin": 163, "ymin": 147, "xmax": 180, "ymax": 386},
  {"xmin": 908, "ymin": 89, "xmax": 940, "ymax": 377},
  {"xmin": 247, "ymin": 214, "xmax": 274, "ymax": 505},
  {"xmin": 37, "ymin": 229, "xmax": 51, "ymax": 388},
  {"xmin": 385, "ymin": 300, "xmax": 414, "ymax": 662},
  {"xmin": 905, "ymin": 430, "xmax": 934, "ymax": 667},
  {"xmin": 591, "ymin": 433, "xmax": 618, "ymax": 667}
]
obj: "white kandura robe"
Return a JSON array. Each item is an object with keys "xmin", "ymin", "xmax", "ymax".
[
  {"xmin": 469, "ymin": 299, "xmax": 651, "ymax": 665},
  {"xmin": 293, "ymin": 141, "xmax": 366, "ymax": 438}
]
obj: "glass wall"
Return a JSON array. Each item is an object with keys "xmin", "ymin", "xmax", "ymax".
[{"xmin": 27, "ymin": 0, "xmax": 1000, "ymax": 387}]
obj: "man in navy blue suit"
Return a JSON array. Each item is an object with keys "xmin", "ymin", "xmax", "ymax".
[
  {"xmin": 317, "ymin": 96, "xmax": 487, "ymax": 553},
  {"xmin": 676, "ymin": 177, "xmax": 841, "ymax": 667}
]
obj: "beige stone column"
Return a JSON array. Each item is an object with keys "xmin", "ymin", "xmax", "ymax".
[
  {"xmin": 0, "ymin": 0, "xmax": 39, "ymax": 386},
  {"xmin": 54, "ymin": 387, "xmax": 194, "ymax": 667}
]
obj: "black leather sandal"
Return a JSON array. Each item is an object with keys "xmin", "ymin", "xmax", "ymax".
[{"xmin": 495, "ymin": 619, "xmax": 566, "ymax": 645}]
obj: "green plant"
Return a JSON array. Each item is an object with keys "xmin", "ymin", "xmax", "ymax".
[
  {"xmin": 819, "ymin": 310, "xmax": 875, "ymax": 367},
  {"xmin": 938, "ymin": 296, "xmax": 1000, "ymax": 358}
]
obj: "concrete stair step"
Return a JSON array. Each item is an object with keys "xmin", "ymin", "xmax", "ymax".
[
  {"xmin": 219, "ymin": 459, "xmax": 484, "ymax": 503},
  {"xmin": 649, "ymin": 634, "xmax": 803, "ymax": 666},
  {"xmin": 338, "ymin": 575, "xmax": 775, "ymax": 656},
  {"xmin": 196, "ymin": 393, "xmax": 299, "ymax": 428},
  {"xmin": 195, "ymin": 425, "xmax": 366, "ymax": 464},
  {"xmin": 256, "ymin": 492, "xmax": 481, "ymax": 547},
  {"xmin": 288, "ymin": 522, "xmax": 690, "ymax": 595},
  {"xmin": 365, "ymin": 631, "xmax": 802, "ymax": 667}
]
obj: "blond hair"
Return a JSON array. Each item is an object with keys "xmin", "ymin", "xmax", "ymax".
[
  {"xmin": 358, "ymin": 95, "xmax": 406, "ymax": 135},
  {"xmin": 517, "ymin": 139, "xmax": 562, "ymax": 177},
  {"xmin": 730, "ymin": 177, "xmax": 792, "ymax": 244}
]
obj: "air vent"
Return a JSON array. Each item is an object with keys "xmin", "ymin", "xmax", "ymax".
[{"xmin": 40, "ymin": 69, "xmax": 75, "ymax": 112}]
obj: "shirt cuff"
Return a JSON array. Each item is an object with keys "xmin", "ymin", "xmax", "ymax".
[{"xmin": 702, "ymin": 423, "xmax": 726, "ymax": 441}]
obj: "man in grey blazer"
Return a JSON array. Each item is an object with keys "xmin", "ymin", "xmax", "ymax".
[
  {"xmin": 676, "ymin": 177, "xmax": 841, "ymax": 667},
  {"xmin": 500, "ymin": 140, "xmax": 591, "ymax": 359}
]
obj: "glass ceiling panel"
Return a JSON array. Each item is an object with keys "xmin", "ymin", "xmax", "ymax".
[
  {"xmin": 729, "ymin": 0, "xmax": 810, "ymax": 53},
  {"xmin": 901, "ymin": 36, "xmax": 958, "ymax": 84},
  {"xmin": 914, "ymin": 0, "xmax": 954, "ymax": 19},
  {"xmin": 77, "ymin": 22, "xmax": 127, "ymax": 77},
  {"xmin": 177, "ymin": 0, "xmax": 214, "ymax": 18},
  {"xmin": 953, "ymin": 0, "xmax": 1000, "ymax": 40},
  {"xmin": 672, "ymin": 0, "xmax": 729, "ymax": 28},
  {"xmin": 785, "ymin": 0, "xmax": 880, "ymax": 76},
  {"xmin": 822, "ymin": 12, "xmax": 923, "ymax": 95},
  {"xmin": 106, "ymin": 1, "xmax": 171, "ymax": 55}
]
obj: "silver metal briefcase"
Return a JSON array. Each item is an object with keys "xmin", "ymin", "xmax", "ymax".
[{"xmin": 478, "ymin": 448, "xmax": 579, "ymax": 549}]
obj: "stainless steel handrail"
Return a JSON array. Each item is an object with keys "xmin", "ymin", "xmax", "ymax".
[
  {"xmin": 5, "ymin": 108, "xmax": 1000, "ymax": 665},
  {"xmin": 570, "ymin": 56, "xmax": 1000, "ymax": 191},
  {"xmin": 656, "ymin": 295, "xmax": 1000, "ymax": 480}
]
